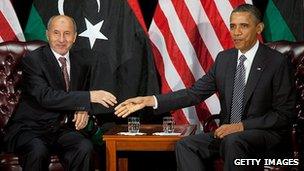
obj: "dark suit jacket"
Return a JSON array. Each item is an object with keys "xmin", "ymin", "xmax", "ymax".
[
  {"xmin": 155, "ymin": 43, "xmax": 296, "ymax": 132},
  {"xmin": 4, "ymin": 45, "xmax": 91, "ymax": 152}
]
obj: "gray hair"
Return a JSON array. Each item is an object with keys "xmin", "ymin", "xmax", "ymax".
[
  {"xmin": 47, "ymin": 15, "xmax": 77, "ymax": 32},
  {"xmin": 231, "ymin": 4, "xmax": 262, "ymax": 23}
]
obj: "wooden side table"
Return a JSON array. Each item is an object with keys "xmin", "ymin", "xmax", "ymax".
[{"xmin": 103, "ymin": 124, "xmax": 196, "ymax": 171}]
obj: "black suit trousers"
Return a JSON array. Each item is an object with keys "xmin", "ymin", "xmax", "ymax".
[
  {"xmin": 16, "ymin": 128, "xmax": 93, "ymax": 171},
  {"xmin": 175, "ymin": 130, "xmax": 281, "ymax": 171}
]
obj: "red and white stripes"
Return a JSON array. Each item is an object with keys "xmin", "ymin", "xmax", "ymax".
[
  {"xmin": 0, "ymin": 0, "xmax": 24, "ymax": 42},
  {"xmin": 149, "ymin": 0, "xmax": 251, "ymax": 130}
]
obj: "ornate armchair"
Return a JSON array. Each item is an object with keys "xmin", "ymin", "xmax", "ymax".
[
  {"xmin": 203, "ymin": 40, "xmax": 304, "ymax": 171},
  {"xmin": 0, "ymin": 41, "xmax": 62, "ymax": 171}
]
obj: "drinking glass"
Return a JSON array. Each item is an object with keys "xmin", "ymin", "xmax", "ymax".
[
  {"xmin": 128, "ymin": 117, "xmax": 140, "ymax": 133},
  {"xmin": 163, "ymin": 116, "xmax": 175, "ymax": 133}
]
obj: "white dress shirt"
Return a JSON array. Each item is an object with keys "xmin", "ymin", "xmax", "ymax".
[{"xmin": 238, "ymin": 41, "xmax": 259, "ymax": 84}]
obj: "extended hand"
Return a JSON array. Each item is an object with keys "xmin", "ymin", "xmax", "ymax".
[
  {"xmin": 72, "ymin": 111, "xmax": 89, "ymax": 130},
  {"xmin": 114, "ymin": 96, "xmax": 155, "ymax": 118},
  {"xmin": 90, "ymin": 90, "xmax": 117, "ymax": 108},
  {"xmin": 214, "ymin": 123, "xmax": 244, "ymax": 139}
]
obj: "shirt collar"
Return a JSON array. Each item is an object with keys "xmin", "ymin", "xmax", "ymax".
[
  {"xmin": 237, "ymin": 40, "xmax": 259, "ymax": 63},
  {"xmin": 50, "ymin": 48, "xmax": 70, "ymax": 64}
]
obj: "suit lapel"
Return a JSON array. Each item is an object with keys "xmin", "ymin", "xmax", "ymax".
[
  {"xmin": 243, "ymin": 44, "xmax": 268, "ymax": 106},
  {"xmin": 225, "ymin": 50, "xmax": 238, "ymax": 116},
  {"xmin": 42, "ymin": 46, "xmax": 66, "ymax": 90},
  {"xmin": 69, "ymin": 52, "xmax": 78, "ymax": 91}
]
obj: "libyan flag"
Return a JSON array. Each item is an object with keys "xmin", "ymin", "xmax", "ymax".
[
  {"xmin": 24, "ymin": 0, "xmax": 159, "ymax": 116},
  {"xmin": 263, "ymin": 0, "xmax": 304, "ymax": 42}
]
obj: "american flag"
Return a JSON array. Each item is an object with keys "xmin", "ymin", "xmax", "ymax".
[
  {"xmin": 0, "ymin": 0, "xmax": 24, "ymax": 42},
  {"xmin": 147, "ymin": 0, "xmax": 252, "ymax": 130}
]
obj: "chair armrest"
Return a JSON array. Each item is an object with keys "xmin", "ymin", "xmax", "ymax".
[
  {"xmin": 203, "ymin": 114, "xmax": 220, "ymax": 133},
  {"xmin": 292, "ymin": 123, "xmax": 300, "ymax": 160}
]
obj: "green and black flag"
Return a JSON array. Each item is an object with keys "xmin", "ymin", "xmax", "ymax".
[{"xmin": 263, "ymin": 0, "xmax": 304, "ymax": 42}]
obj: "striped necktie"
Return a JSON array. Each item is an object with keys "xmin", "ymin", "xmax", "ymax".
[{"xmin": 230, "ymin": 55, "xmax": 247, "ymax": 123}]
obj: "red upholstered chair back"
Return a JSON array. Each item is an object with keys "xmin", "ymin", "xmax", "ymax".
[
  {"xmin": 267, "ymin": 41, "xmax": 304, "ymax": 121},
  {"xmin": 0, "ymin": 41, "xmax": 46, "ymax": 140}
]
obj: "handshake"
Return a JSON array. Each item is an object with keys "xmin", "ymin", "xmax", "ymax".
[
  {"xmin": 114, "ymin": 96, "xmax": 156, "ymax": 118},
  {"xmin": 90, "ymin": 90, "xmax": 155, "ymax": 118},
  {"xmin": 73, "ymin": 91, "xmax": 154, "ymax": 131}
]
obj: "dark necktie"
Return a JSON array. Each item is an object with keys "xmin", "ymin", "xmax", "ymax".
[
  {"xmin": 230, "ymin": 55, "xmax": 247, "ymax": 123},
  {"xmin": 58, "ymin": 57, "xmax": 70, "ymax": 92}
]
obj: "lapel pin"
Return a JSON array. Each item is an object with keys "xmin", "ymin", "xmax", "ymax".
[{"xmin": 257, "ymin": 67, "xmax": 262, "ymax": 71}]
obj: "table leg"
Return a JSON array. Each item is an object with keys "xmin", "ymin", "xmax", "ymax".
[{"xmin": 106, "ymin": 140, "xmax": 116, "ymax": 171}]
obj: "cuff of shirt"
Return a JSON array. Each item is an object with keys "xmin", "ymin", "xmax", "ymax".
[{"xmin": 152, "ymin": 95, "xmax": 158, "ymax": 109}]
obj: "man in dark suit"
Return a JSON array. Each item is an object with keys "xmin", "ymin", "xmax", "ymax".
[
  {"xmin": 4, "ymin": 15, "xmax": 117, "ymax": 171},
  {"xmin": 114, "ymin": 4, "xmax": 296, "ymax": 171}
]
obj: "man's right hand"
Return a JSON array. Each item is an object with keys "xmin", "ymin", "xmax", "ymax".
[
  {"xmin": 90, "ymin": 90, "xmax": 117, "ymax": 108},
  {"xmin": 114, "ymin": 96, "xmax": 155, "ymax": 118}
]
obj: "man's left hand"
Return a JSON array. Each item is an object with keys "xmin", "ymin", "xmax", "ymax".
[
  {"xmin": 214, "ymin": 123, "xmax": 244, "ymax": 139},
  {"xmin": 72, "ymin": 111, "xmax": 89, "ymax": 130}
]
